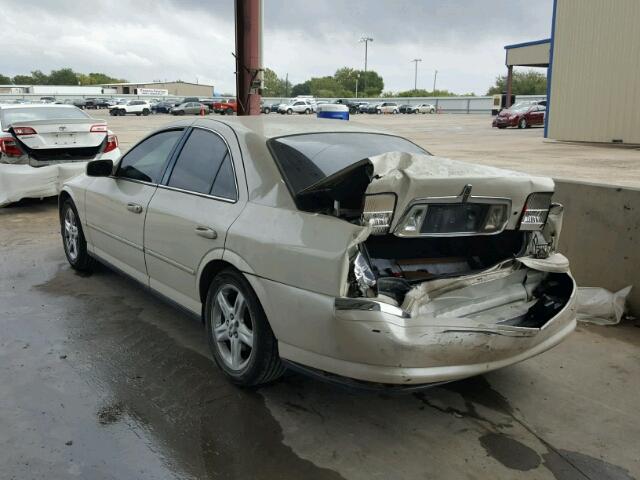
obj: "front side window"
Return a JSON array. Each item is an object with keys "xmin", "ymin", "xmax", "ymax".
[
  {"xmin": 167, "ymin": 128, "xmax": 237, "ymax": 200},
  {"xmin": 117, "ymin": 129, "xmax": 183, "ymax": 183},
  {"xmin": 269, "ymin": 133, "xmax": 428, "ymax": 194}
]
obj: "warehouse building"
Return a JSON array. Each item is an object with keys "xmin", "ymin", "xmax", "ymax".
[
  {"xmin": 99, "ymin": 81, "xmax": 214, "ymax": 97},
  {"xmin": 504, "ymin": 0, "xmax": 640, "ymax": 144}
]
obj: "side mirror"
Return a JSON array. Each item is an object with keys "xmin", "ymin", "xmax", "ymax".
[{"xmin": 87, "ymin": 159, "xmax": 114, "ymax": 177}]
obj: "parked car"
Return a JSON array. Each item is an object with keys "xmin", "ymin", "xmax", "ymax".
[
  {"xmin": 39, "ymin": 96, "xmax": 56, "ymax": 104},
  {"xmin": 261, "ymin": 102, "xmax": 280, "ymax": 114},
  {"xmin": 278, "ymin": 100, "xmax": 314, "ymax": 114},
  {"xmin": 0, "ymin": 104, "xmax": 120, "ymax": 205},
  {"xmin": 399, "ymin": 104, "xmax": 416, "ymax": 114},
  {"xmin": 333, "ymin": 99, "xmax": 360, "ymax": 114},
  {"xmin": 366, "ymin": 103, "xmax": 382, "ymax": 114},
  {"xmin": 357, "ymin": 102, "xmax": 370, "ymax": 113},
  {"xmin": 71, "ymin": 98, "xmax": 87, "ymax": 109},
  {"xmin": 377, "ymin": 102, "xmax": 399, "ymax": 114},
  {"xmin": 171, "ymin": 102, "xmax": 208, "ymax": 115},
  {"xmin": 212, "ymin": 99, "xmax": 237, "ymax": 115},
  {"xmin": 152, "ymin": 101, "xmax": 174, "ymax": 114},
  {"xmin": 493, "ymin": 102, "xmax": 546, "ymax": 129},
  {"xmin": 109, "ymin": 100, "xmax": 151, "ymax": 116},
  {"xmin": 415, "ymin": 103, "xmax": 436, "ymax": 114},
  {"xmin": 58, "ymin": 116, "xmax": 576, "ymax": 388},
  {"xmin": 174, "ymin": 97, "xmax": 200, "ymax": 107}
]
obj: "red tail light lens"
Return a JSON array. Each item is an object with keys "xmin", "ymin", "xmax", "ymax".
[
  {"xmin": 104, "ymin": 134, "xmax": 118, "ymax": 153},
  {"xmin": 0, "ymin": 137, "xmax": 23, "ymax": 157},
  {"xmin": 90, "ymin": 124, "xmax": 108, "ymax": 133},
  {"xmin": 13, "ymin": 126, "xmax": 37, "ymax": 135}
]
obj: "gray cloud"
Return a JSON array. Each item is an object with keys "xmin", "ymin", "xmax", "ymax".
[{"xmin": 0, "ymin": 0, "xmax": 552, "ymax": 94}]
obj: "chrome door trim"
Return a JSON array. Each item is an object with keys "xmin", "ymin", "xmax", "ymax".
[
  {"xmin": 145, "ymin": 248, "xmax": 196, "ymax": 276},
  {"xmin": 87, "ymin": 222, "xmax": 143, "ymax": 251}
]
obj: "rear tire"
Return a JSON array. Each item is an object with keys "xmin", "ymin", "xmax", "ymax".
[
  {"xmin": 142, "ymin": 109, "xmax": 150, "ymax": 116},
  {"xmin": 61, "ymin": 199, "xmax": 94, "ymax": 272},
  {"xmin": 205, "ymin": 269, "xmax": 284, "ymax": 387},
  {"xmin": 305, "ymin": 108, "xmax": 311, "ymax": 114},
  {"xmin": 263, "ymin": 107, "xmax": 270, "ymax": 114}
]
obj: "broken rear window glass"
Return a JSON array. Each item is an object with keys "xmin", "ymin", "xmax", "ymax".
[{"xmin": 268, "ymin": 133, "xmax": 428, "ymax": 194}]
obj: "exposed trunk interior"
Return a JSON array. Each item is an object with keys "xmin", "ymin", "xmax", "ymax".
[{"xmin": 362, "ymin": 231, "xmax": 526, "ymax": 302}]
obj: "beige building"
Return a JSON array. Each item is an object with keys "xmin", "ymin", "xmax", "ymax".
[
  {"xmin": 504, "ymin": 0, "xmax": 640, "ymax": 144},
  {"xmin": 100, "ymin": 81, "xmax": 214, "ymax": 97}
]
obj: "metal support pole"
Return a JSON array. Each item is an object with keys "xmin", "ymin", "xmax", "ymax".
[
  {"xmin": 360, "ymin": 36, "xmax": 373, "ymax": 95},
  {"xmin": 432, "ymin": 69, "xmax": 438, "ymax": 93},
  {"xmin": 234, "ymin": 0, "xmax": 262, "ymax": 115},
  {"xmin": 411, "ymin": 59, "xmax": 422, "ymax": 91},
  {"xmin": 506, "ymin": 65, "xmax": 513, "ymax": 108}
]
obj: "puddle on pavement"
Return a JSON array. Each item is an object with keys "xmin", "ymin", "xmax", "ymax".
[{"xmin": 37, "ymin": 265, "xmax": 345, "ymax": 480}]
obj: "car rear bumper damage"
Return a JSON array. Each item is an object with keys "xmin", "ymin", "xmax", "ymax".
[{"xmin": 276, "ymin": 273, "xmax": 576, "ymax": 385}]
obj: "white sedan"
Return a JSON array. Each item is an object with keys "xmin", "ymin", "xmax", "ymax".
[
  {"xmin": 59, "ymin": 117, "xmax": 576, "ymax": 389},
  {"xmin": 0, "ymin": 104, "xmax": 120, "ymax": 206}
]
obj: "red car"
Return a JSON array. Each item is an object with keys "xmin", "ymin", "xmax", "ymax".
[
  {"xmin": 493, "ymin": 102, "xmax": 546, "ymax": 129},
  {"xmin": 212, "ymin": 99, "xmax": 237, "ymax": 115}
]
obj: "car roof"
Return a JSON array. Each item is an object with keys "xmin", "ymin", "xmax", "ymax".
[
  {"xmin": 178, "ymin": 116, "xmax": 386, "ymax": 140},
  {"xmin": 0, "ymin": 103, "xmax": 80, "ymax": 110}
]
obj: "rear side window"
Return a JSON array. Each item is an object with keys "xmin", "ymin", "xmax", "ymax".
[
  {"xmin": 167, "ymin": 128, "xmax": 237, "ymax": 200},
  {"xmin": 117, "ymin": 129, "xmax": 183, "ymax": 183}
]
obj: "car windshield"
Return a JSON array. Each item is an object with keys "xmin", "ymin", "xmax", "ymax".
[
  {"xmin": 268, "ymin": 132, "xmax": 428, "ymax": 194},
  {"xmin": 0, "ymin": 107, "xmax": 89, "ymax": 128},
  {"xmin": 509, "ymin": 102, "xmax": 533, "ymax": 112}
]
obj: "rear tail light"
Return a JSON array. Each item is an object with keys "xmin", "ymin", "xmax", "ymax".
[
  {"xmin": 12, "ymin": 126, "xmax": 37, "ymax": 135},
  {"xmin": 90, "ymin": 124, "xmax": 108, "ymax": 132},
  {"xmin": 362, "ymin": 194, "xmax": 396, "ymax": 235},
  {"xmin": 0, "ymin": 137, "xmax": 23, "ymax": 157},
  {"xmin": 519, "ymin": 192, "xmax": 553, "ymax": 230},
  {"xmin": 104, "ymin": 134, "xmax": 118, "ymax": 153}
]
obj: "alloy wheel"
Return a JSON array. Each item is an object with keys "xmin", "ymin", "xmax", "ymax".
[
  {"xmin": 64, "ymin": 207, "xmax": 79, "ymax": 262},
  {"xmin": 211, "ymin": 284, "xmax": 254, "ymax": 371}
]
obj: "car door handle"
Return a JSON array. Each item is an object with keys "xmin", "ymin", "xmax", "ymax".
[
  {"xmin": 195, "ymin": 226, "xmax": 217, "ymax": 239},
  {"xmin": 126, "ymin": 203, "xmax": 143, "ymax": 214}
]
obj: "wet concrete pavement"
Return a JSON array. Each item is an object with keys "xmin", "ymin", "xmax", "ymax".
[{"xmin": 1, "ymin": 198, "xmax": 639, "ymax": 479}]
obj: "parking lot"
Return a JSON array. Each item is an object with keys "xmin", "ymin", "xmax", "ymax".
[
  {"xmin": 1, "ymin": 113, "xmax": 639, "ymax": 480},
  {"xmin": 104, "ymin": 112, "xmax": 640, "ymax": 188}
]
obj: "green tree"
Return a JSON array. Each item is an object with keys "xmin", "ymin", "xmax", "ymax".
[
  {"xmin": 0, "ymin": 74, "xmax": 11, "ymax": 84},
  {"xmin": 291, "ymin": 80, "xmax": 311, "ymax": 96},
  {"xmin": 12, "ymin": 75, "xmax": 34, "ymax": 84},
  {"xmin": 486, "ymin": 69, "xmax": 547, "ymax": 95},
  {"xmin": 48, "ymin": 68, "xmax": 79, "ymax": 85},
  {"xmin": 394, "ymin": 88, "xmax": 461, "ymax": 97},
  {"xmin": 262, "ymin": 68, "xmax": 287, "ymax": 97},
  {"xmin": 30, "ymin": 70, "xmax": 49, "ymax": 84}
]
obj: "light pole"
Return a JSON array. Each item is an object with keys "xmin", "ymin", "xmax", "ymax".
[
  {"xmin": 359, "ymin": 36, "xmax": 373, "ymax": 95},
  {"xmin": 410, "ymin": 59, "xmax": 422, "ymax": 92},
  {"xmin": 355, "ymin": 73, "xmax": 360, "ymax": 98},
  {"xmin": 432, "ymin": 69, "xmax": 438, "ymax": 94}
]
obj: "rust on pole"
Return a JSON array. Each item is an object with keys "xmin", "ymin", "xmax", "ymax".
[
  {"xmin": 506, "ymin": 65, "xmax": 513, "ymax": 108},
  {"xmin": 234, "ymin": 0, "xmax": 262, "ymax": 115}
]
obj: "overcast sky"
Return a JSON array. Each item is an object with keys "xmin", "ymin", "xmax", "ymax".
[{"xmin": 0, "ymin": 0, "xmax": 552, "ymax": 95}]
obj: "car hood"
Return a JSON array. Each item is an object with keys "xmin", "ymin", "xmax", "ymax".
[{"xmin": 296, "ymin": 152, "xmax": 554, "ymax": 231}]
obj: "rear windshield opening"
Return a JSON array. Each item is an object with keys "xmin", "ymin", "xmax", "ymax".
[{"xmin": 268, "ymin": 132, "xmax": 428, "ymax": 195}]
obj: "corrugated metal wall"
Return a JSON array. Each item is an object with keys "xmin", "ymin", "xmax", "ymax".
[{"xmin": 548, "ymin": 0, "xmax": 640, "ymax": 143}]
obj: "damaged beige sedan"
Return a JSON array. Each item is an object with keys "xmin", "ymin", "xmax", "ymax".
[{"xmin": 59, "ymin": 117, "xmax": 576, "ymax": 388}]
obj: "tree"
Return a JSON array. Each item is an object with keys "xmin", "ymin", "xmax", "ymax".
[
  {"xmin": 486, "ymin": 69, "xmax": 547, "ymax": 95},
  {"xmin": 262, "ymin": 68, "xmax": 287, "ymax": 97},
  {"xmin": 48, "ymin": 68, "xmax": 79, "ymax": 85},
  {"xmin": 394, "ymin": 88, "xmax": 461, "ymax": 97},
  {"xmin": 291, "ymin": 80, "xmax": 311, "ymax": 96},
  {"xmin": 0, "ymin": 74, "xmax": 11, "ymax": 84},
  {"xmin": 30, "ymin": 70, "xmax": 49, "ymax": 84},
  {"xmin": 12, "ymin": 75, "xmax": 34, "ymax": 84}
]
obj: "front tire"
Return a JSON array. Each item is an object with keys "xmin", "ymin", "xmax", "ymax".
[
  {"xmin": 518, "ymin": 118, "xmax": 527, "ymax": 129},
  {"xmin": 287, "ymin": 108, "xmax": 293, "ymax": 115},
  {"xmin": 61, "ymin": 199, "xmax": 94, "ymax": 272},
  {"xmin": 142, "ymin": 108, "xmax": 150, "ymax": 116},
  {"xmin": 263, "ymin": 107, "xmax": 270, "ymax": 114},
  {"xmin": 205, "ymin": 269, "xmax": 284, "ymax": 386}
]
